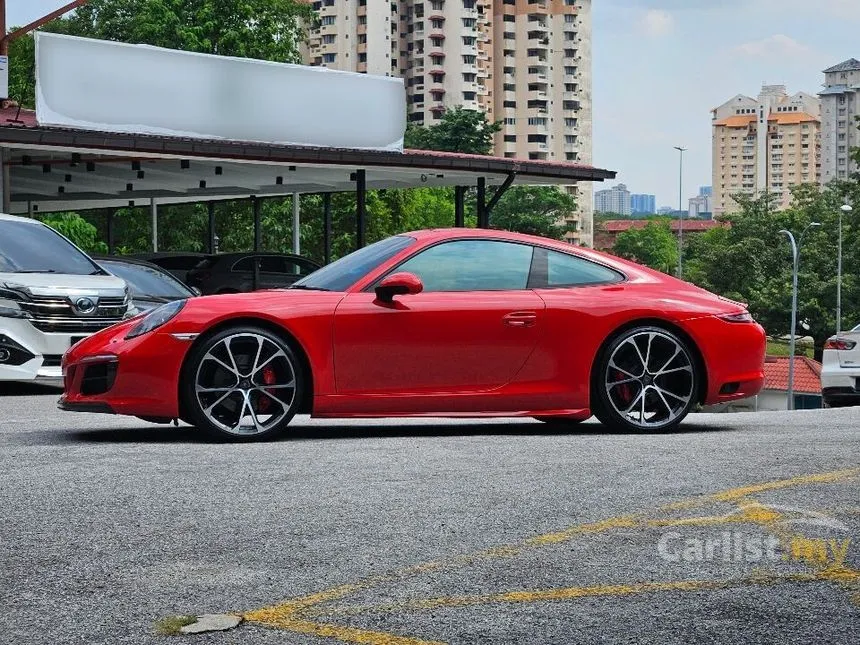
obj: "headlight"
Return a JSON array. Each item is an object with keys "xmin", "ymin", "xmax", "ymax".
[{"xmin": 125, "ymin": 300, "xmax": 186, "ymax": 339}]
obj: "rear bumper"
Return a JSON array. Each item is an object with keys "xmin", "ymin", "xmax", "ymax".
[{"xmin": 681, "ymin": 317, "xmax": 767, "ymax": 405}]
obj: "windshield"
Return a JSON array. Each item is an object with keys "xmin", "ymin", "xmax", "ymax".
[
  {"xmin": 0, "ymin": 219, "xmax": 102, "ymax": 275},
  {"xmin": 99, "ymin": 260, "xmax": 194, "ymax": 299},
  {"xmin": 291, "ymin": 235, "xmax": 417, "ymax": 292}
]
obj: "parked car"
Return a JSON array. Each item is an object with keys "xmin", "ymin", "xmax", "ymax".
[
  {"xmin": 61, "ymin": 229, "xmax": 766, "ymax": 440},
  {"xmin": 821, "ymin": 324, "xmax": 860, "ymax": 408},
  {"xmin": 0, "ymin": 213, "xmax": 133, "ymax": 382},
  {"xmin": 185, "ymin": 252, "xmax": 321, "ymax": 294},
  {"xmin": 129, "ymin": 252, "xmax": 207, "ymax": 283},
  {"xmin": 93, "ymin": 256, "xmax": 198, "ymax": 313}
]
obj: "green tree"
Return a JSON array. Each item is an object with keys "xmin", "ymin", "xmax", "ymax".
[
  {"xmin": 490, "ymin": 187, "xmax": 577, "ymax": 240},
  {"xmin": 405, "ymin": 107, "xmax": 502, "ymax": 155},
  {"xmin": 42, "ymin": 213, "xmax": 108, "ymax": 254},
  {"xmin": 684, "ymin": 185, "xmax": 860, "ymax": 359},
  {"xmin": 7, "ymin": 0, "xmax": 313, "ymax": 109},
  {"xmin": 613, "ymin": 219, "xmax": 679, "ymax": 274}
]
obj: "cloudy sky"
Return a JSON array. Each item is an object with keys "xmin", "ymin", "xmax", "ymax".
[{"xmin": 9, "ymin": 1, "xmax": 860, "ymax": 207}]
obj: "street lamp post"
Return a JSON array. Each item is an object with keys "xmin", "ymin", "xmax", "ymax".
[
  {"xmin": 837, "ymin": 204, "xmax": 852, "ymax": 335},
  {"xmin": 779, "ymin": 222, "xmax": 821, "ymax": 410},
  {"xmin": 674, "ymin": 146, "xmax": 687, "ymax": 279}
]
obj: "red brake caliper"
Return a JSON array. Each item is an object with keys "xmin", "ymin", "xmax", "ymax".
[
  {"xmin": 257, "ymin": 366, "xmax": 276, "ymax": 413},
  {"xmin": 616, "ymin": 370, "xmax": 632, "ymax": 405}
]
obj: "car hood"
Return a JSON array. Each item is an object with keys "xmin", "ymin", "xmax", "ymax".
[{"xmin": 0, "ymin": 272, "xmax": 128, "ymax": 298}]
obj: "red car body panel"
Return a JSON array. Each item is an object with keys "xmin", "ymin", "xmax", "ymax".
[{"xmin": 60, "ymin": 228, "xmax": 766, "ymax": 422}]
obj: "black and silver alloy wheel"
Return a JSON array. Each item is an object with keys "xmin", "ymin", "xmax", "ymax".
[
  {"xmin": 182, "ymin": 327, "xmax": 303, "ymax": 440},
  {"xmin": 593, "ymin": 326, "xmax": 698, "ymax": 433}
]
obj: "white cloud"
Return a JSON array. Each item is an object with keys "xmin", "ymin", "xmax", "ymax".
[
  {"xmin": 730, "ymin": 34, "xmax": 817, "ymax": 59},
  {"xmin": 640, "ymin": 9, "xmax": 675, "ymax": 37}
]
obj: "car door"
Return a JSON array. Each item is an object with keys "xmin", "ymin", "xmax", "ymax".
[{"xmin": 333, "ymin": 239, "xmax": 545, "ymax": 395}]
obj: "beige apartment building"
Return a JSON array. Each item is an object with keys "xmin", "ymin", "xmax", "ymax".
[
  {"xmin": 711, "ymin": 85, "xmax": 821, "ymax": 217},
  {"xmin": 819, "ymin": 59, "xmax": 860, "ymax": 184},
  {"xmin": 303, "ymin": 0, "xmax": 594, "ymax": 246}
]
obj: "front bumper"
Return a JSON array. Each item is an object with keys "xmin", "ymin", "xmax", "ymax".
[
  {"xmin": 0, "ymin": 317, "xmax": 87, "ymax": 382},
  {"xmin": 59, "ymin": 320, "xmax": 193, "ymax": 418}
]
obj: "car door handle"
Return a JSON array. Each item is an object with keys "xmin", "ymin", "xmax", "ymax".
[{"xmin": 503, "ymin": 311, "xmax": 537, "ymax": 328}]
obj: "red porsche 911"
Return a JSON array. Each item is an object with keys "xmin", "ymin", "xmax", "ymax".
[{"xmin": 60, "ymin": 229, "xmax": 766, "ymax": 440}]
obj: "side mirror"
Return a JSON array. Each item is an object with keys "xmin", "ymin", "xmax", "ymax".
[{"xmin": 375, "ymin": 272, "xmax": 423, "ymax": 304}]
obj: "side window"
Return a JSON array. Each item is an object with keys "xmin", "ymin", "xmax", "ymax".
[
  {"xmin": 232, "ymin": 257, "xmax": 255, "ymax": 271},
  {"xmin": 260, "ymin": 256, "xmax": 287, "ymax": 273},
  {"xmin": 394, "ymin": 240, "xmax": 534, "ymax": 292},
  {"xmin": 544, "ymin": 249, "xmax": 624, "ymax": 287}
]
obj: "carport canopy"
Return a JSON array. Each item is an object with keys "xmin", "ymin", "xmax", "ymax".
[
  {"xmin": 0, "ymin": 107, "xmax": 614, "ymax": 214},
  {"xmin": 0, "ymin": 106, "xmax": 615, "ymax": 264}
]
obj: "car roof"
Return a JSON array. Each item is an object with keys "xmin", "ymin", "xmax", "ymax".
[
  {"xmin": 401, "ymin": 228, "xmax": 651, "ymax": 276},
  {"xmin": 207, "ymin": 251, "xmax": 320, "ymax": 262},
  {"xmin": 0, "ymin": 212, "xmax": 47, "ymax": 224},
  {"xmin": 92, "ymin": 255, "xmax": 165, "ymax": 269}
]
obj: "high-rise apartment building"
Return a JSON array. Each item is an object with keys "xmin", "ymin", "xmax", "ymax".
[
  {"xmin": 819, "ymin": 59, "xmax": 860, "ymax": 184},
  {"xmin": 303, "ymin": 0, "xmax": 594, "ymax": 246},
  {"xmin": 711, "ymin": 84, "xmax": 821, "ymax": 217},
  {"xmin": 594, "ymin": 183, "xmax": 631, "ymax": 215},
  {"xmin": 630, "ymin": 193, "xmax": 655, "ymax": 214}
]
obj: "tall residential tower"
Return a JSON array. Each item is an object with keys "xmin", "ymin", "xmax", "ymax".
[
  {"xmin": 711, "ymin": 84, "xmax": 820, "ymax": 216},
  {"xmin": 303, "ymin": 0, "xmax": 594, "ymax": 246}
]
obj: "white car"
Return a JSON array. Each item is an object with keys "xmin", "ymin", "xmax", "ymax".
[
  {"xmin": 0, "ymin": 214, "xmax": 134, "ymax": 382},
  {"xmin": 821, "ymin": 324, "xmax": 860, "ymax": 408}
]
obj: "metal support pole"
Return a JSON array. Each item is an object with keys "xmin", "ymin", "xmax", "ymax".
[
  {"xmin": 836, "ymin": 204, "xmax": 851, "ymax": 335},
  {"xmin": 292, "ymin": 192, "xmax": 301, "ymax": 255},
  {"xmin": 323, "ymin": 193, "xmax": 332, "ymax": 265},
  {"xmin": 484, "ymin": 171, "xmax": 517, "ymax": 218},
  {"xmin": 253, "ymin": 196, "xmax": 262, "ymax": 251},
  {"xmin": 674, "ymin": 146, "xmax": 687, "ymax": 279},
  {"xmin": 107, "ymin": 209, "xmax": 115, "ymax": 255},
  {"xmin": 781, "ymin": 222, "xmax": 820, "ymax": 411},
  {"xmin": 355, "ymin": 169, "xmax": 366, "ymax": 249},
  {"xmin": 454, "ymin": 186, "xmax": 466, "ymax": 227},
  {"xmin": 0, "ymin": 148, "xmax": 10, "ymax": 213},
  {"xmin": 787, "ymin": 235, "xmax": 798, "ymax": 411},
  {"xmin": 477, "ymin": 177, "xmax": 487, "ymax": 228},
  {"xmin": 207, "ymin": 202, "xmax": 216, "ymax": 254},
  {"xmin": 150, "ymin": 198, "xmax": 158, "ymax": 252},
  {"xmin": 252, "ymin": 196, "xmax": 262, "ymax": 291}
]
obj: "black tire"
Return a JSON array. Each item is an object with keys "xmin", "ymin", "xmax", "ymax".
[
  {"xmin": 180, "ymin": 326, "xmax": 304, "ymax": 441},
  {"xmin": 592, "ymin": 325, "xmax": 699, "ymax": 433}
]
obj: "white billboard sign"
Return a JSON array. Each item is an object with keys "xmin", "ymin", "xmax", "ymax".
[{"xmin": 35, "ymin": 33, "xmax": 406, "ymax": 151}]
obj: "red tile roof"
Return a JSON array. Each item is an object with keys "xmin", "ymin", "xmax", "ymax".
[
  {"xmin": 600, "ymin": 220, "xmax": 725, "ymax": 233},
  {"xmin": 763, "ymin": 356, "xmax": 822, "ymax": 395}
]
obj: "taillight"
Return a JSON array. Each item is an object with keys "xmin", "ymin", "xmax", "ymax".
[
  {"xmin": 824, "ymin": 338, "xmax": 857, "ymax": 351},
  {"xmin": 718, "ymin": 311, "xmax": 754, "ymax": 323}
]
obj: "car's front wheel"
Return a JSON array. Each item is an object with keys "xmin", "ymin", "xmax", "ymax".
[
  {"xmin": 181, "ymin": 327, "xmax": 304, "ymax": 441},
  {"xmin": 592, "ymin": 326, "xmax": 699, "ymax": 433}
]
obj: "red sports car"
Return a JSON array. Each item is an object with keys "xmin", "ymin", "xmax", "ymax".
[{"xmin": 60, "ymin": 229, "xmax": 766, "ymax": 439}]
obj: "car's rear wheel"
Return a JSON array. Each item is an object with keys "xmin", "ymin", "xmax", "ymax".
[
  {"xmin": 181, "ymin": 327, "xmax": 303, "ymax": 441},
  {"xmin": 592, "ymin": 326, "xmax": 698, "ymax": 433}
]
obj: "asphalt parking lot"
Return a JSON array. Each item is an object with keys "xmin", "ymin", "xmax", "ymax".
[{"xmin": 1, "ymin": 383, "xmax": 858, "ymax": 645}]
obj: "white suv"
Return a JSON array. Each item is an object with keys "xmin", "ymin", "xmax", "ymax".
[
  {"xmin": 0, "ymin": 214, "xmax": 134, "ymax": 382},
  {"xmin": 821, "ymin": 324, "xmax": 860, "ymax": 408}
]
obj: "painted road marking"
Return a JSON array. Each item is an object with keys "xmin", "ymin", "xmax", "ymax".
[{"xmin": 238, "ymin": 468, "xmax": 860, "ymax": 644}]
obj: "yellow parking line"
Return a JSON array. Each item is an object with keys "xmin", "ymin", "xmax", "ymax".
[{"xmin": 242, "ymin": 468, "xmax": 860, "ymax": 643}]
